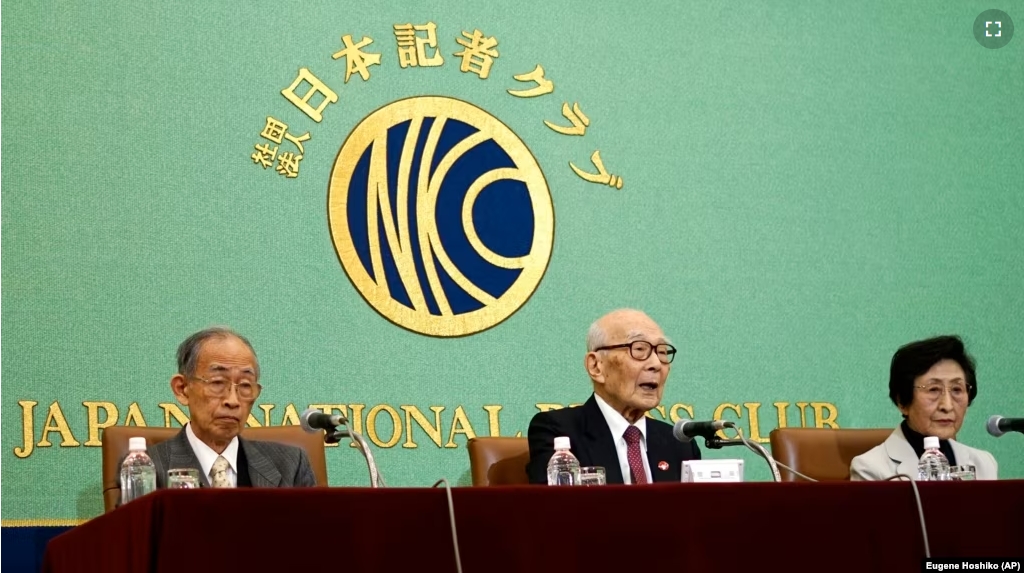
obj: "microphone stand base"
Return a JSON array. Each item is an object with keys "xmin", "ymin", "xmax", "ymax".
[
  {"xmin": 704, "ymin": 437, "xmax": 747, "ymax": 450},
  {"xmin": 324, "ymin": 429, "xmax": 348, "ymax": 444}
]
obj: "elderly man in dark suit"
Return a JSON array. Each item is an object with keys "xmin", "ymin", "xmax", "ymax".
[
  {"xmin": 527, "ymin": 309, "xmax": 700, "ymax": 484},
  {"xmin": 148, "ymin": 327, "xmax": 316, "ymax": 488}
]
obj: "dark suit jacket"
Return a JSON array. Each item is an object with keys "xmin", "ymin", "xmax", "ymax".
[
  {"xmin": 526, "ymin": 395, "xmax": 701, "ymax": 484},
  {"xmin": 148, "ymin": 428, "xmax": 317, "ymax": 488}
]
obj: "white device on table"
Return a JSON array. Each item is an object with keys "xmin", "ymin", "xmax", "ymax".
[{"xmin": 682, "ymin": 459, "xmax": 744, "ymax": 483}]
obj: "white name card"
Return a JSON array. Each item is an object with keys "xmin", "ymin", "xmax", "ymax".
[{"xmin": 682, "ymin": 459, "xmax": 744, "ymax": 483}]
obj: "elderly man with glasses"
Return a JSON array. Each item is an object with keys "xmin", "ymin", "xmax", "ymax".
[
  {"xmin": 526, "ymin": 309, "xmax": 701, "ymax": 484},
  {"xmin": 146, "ymin": 327, "xmax": 316, "ymax": 489},
  {"xmin": 851, "ymin": 335, "xmax": 998, "ymax": 480}
]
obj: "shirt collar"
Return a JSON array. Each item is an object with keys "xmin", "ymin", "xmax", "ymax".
[
  {"xmin": 593, "ymin": 393, "xmax": 648, "ymax": 443},
  {"xmin": 185, "ymin": 422, "xmax": 239, "ymax": 477},
  {"xmin": 899, "ymin": 419, "xmax": 957, "ymax": 466}
]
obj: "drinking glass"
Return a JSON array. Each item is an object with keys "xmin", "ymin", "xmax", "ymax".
[
  {"xmin": 950, "ymin": 464, "xmax": 976, "ymax": 481},
  {"xmin": 167, "ymin": 468, "xmax": 201, "ymax": 489},
  {"xmin": 579, "ymin": 466, "xmax": 607, "ymax": 486}
]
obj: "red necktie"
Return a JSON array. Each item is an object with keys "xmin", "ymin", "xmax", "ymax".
[{"xmin": 623, "ymin": 426, "xmax": 648, "ymax": 485}]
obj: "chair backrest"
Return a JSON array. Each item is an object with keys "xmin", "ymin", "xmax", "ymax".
[
  {"xmin": 769, "ymin": 427, "xmax": 893, "ymax": 481},
  {"xmin": 102, "ymin": 425, "xmax": 329, "ymax": 511},
  {"xmin": 467, "ymin": 437, "xmax": 530, "ymax": 486}
]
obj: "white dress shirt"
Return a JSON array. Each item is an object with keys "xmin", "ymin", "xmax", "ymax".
[
  {"xmin": 593, "ymin": 393, "xmax": 652, "ymax": 484},
  {"xmin": 185, "ymin": 422, "xmax": 239, "ymax": 487}
]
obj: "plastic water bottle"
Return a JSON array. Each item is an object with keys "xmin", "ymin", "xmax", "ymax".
[
  {"xmin": 547, "ymin": 436, "xmax": 581, "ymax": 486},
  {"xmin": 120, "ymin": 437, "xmax": 157, "ymax": 504},
  {"xmin": 917, "ymin": 436, "xmax": 950, "ymax": 481}
]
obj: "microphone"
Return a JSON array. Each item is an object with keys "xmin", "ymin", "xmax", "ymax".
[
  {"xmin": 986, "ymin": 415, "xmax": 1024, "ymax": 437},
  {"xmin": 299, "ymin": 408, "xmax": 347, "ymax": 433},
  {"xmin": 299, "ymin": 406, "xmax": 386, "ymax": 488},
  {"xmin": 671, "ymin": 418, "xmax": 781, "ymax": 481},
  {"xmin": 672, "ymin": 419, "xmax": 733, "ymax": 443}
]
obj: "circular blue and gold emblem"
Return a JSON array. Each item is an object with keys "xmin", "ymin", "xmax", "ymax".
[{"xmin": 328, "ymin": 96, "xmax": 554, "ymax": 337}]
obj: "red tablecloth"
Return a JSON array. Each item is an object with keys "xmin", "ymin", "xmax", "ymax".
[{"xmin": 43, "ymin": 481, "xmax": 1024, "ymax": 573}]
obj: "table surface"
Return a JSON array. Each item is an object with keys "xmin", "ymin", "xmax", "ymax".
[{"xmin": 43, "ymin": 480, "xmax": 1024, "ymax": 573}]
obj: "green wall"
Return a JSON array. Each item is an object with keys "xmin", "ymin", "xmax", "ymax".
[{"xmin": 3, "ymin": 0, "xmax": 1022, "ymax": 522}]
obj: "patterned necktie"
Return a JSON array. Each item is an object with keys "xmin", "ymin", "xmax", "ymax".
[
  {"xmin": 210, "ymin": 455, "xmax": 233, "ymax": 488},
  {"xmin": 623, "ymin": 425, "xmax": 649, "ymax": 485}
]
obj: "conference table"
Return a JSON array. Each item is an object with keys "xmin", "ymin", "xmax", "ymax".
[{"xmin": 43, "ymin": 481, "xmax": 1023, "ymax": 573}]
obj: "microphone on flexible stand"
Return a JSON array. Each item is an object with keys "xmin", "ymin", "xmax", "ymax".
[
  {"xmin": 672, "ymin": 418, "xmax": 782, "ymax": 482},
  {"xmin": 672, "ymin": 419, "xmax": 731, "ymax": 443},
  {"xmin": 300, "ymin": 407, "xmax": 385, "ymax": 488},
  {"xmin": 300, "ymin": 410, "xmax": 348, "ymax": 440},
  {"xmin": 987, "ymin": 415, "xmax": 1024, "ymax": 437}
]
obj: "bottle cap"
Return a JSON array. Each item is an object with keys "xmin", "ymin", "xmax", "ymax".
[
  {"xmin": 128, "ymin": 437, "xmax": 147, "ymax": 451},
  {"xmin": 923, "ymin": 436, "xmax": 940, "ymax": 450},
  {"xmin": 554, "ymin": 436, "xmax": 571, "ymax": 450}
]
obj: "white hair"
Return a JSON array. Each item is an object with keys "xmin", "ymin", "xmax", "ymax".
[
  {"xmin": 586, "ymin": 318, "xmax": 609, "ymax": 351},
  {"xmin": 586, "ymin": 309, "xmax": 671, "ymax": 352}
]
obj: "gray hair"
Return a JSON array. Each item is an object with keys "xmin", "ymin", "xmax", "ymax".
[
  {"xmin": 176, "ymin": 326, "xmax": 259, "ymax": 378},
  {"xmin": 586, "ymin": 319, "xmax": 609, "ymax": 352}
]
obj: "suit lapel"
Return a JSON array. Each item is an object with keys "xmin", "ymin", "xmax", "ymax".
[
  {"xmin": 168, "ymin": 430, "xmax": 211, "ymax": 487},
  {"xmin": 949, "ymin": 440, "xmax": 971, "ymax": 468},
  {"xmin": 580, "ymin": 396, "xmax": 625, "ymax": 484},
  {"xmin": 242, "ymin": 439, "xmax": 282, "ymax": 488},
  {"xmin": 884, "ymin": 425, "xmax": 920, "ymax": 478},
  {"xmin": 645, "ymin": 425, "xmax": 677, "ymax": 483}
]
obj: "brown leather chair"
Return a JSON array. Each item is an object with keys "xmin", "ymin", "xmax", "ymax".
[
  {"xmin": 769, "ymin": 427, "xmax": 893, "ymax": 482},
  {"xmin": 467, "ymin": 437, "xmax": 530, "ymax": 486},
  {"xmin": 102, "ymin": 425, "xmax": 329, "ymax": 511}
]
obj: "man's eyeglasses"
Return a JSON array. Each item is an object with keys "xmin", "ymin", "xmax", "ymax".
[
  {"xmin": 191, "ymin": 376, "xmax": 262, "ymax": 400},
  {"xmin": 914, "ymin": 382, "xmax": 970, "ymax": 404},
  {"xmin": 593, "ymin": 341, "xmax": 676, "ymax": 364}
]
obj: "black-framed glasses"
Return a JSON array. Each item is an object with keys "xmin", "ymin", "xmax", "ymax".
[
  {"xmin": 190, "ymin": 375, "xmax": 262, "ymax": 400},
  {"xmin": 593, "ymin": 341, "xmax": 676, "ymax": 364}
]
